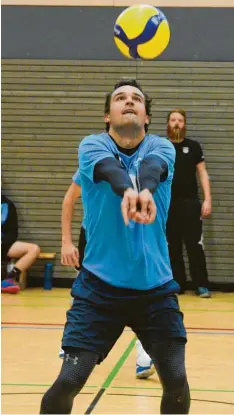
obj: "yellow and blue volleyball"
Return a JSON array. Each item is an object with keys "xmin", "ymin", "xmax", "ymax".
[{"xmin": 114, "ymin": 4, "xmax": 170, "ymax": 60}]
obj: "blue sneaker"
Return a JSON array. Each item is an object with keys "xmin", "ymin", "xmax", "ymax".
[
  {"xmin": 136, "ymin": 360, "xmax": 155, "ymax": 379},
  {"xmin": 136, "ymin": 339, "xmax": 155, "ymax": 379},
  {"xmin": 196, "ymin": 287, "xmax": 211, "ymax": 298}
]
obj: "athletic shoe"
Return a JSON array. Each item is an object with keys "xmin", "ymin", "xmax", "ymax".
[
  {"xmin": 136, "ymin": 339, "xmax": 155, "ymax": 379},
  {"xmin": 196, "ymin": 287, "xmax": 211, "ymax": 298},
  {"xmin": 59, "ymin": 348, "xmax": 64, "ymax": 359},
  {"xmin": 136, "ymin": 361, "xmax": 155, "ymax": 379},
  {"xmin": 1, "ymin": 278, "xmax": 20, "ymax": 294}
]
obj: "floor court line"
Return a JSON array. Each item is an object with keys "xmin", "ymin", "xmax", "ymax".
[
  {"xmin": 2, "ymin": 391, "xmax": 234, "ymax": 407},
  {"xmin": 1, "ymin": 326, "xmax": 133, "ymax": 333},
  {"xmin": 2, "ymin": 322, "xmax": 65, "ymax": 326},
  {"xmin": 2, "ymin": 383, "xmax": 234, "ymax": 394},
  {"xmin": 84, "ymin": 337, "xmax": 136, "ymax": 414},
  {"xmin": 107, "ymin": 392, "xmax": 234, "ymax": 406},
  {"xmin": 111, "ymin": 386, "xmax": 234, "ymax": 393},
  {"xmin": 2, "ymin": 383, "xmax": 98, "ymax": 388},
  {"xmin": 84, "ymin": 388, "xmax": 105, "ymax": 414},
  {"xmin": 2, "ymin": 327, "xmax": 234, "ymax": 336},
  {"xmin": 2, "ymin": 392, "xmax": 233, "ymax": 407},
  {"xmin": 1, "ymin": 392, "xmax": 93, "ymax": 396},
  {"xmin": 2, "ymin": 321, "xmax": 234, "ymax": 330},
  {"xmin": 2, "ymin": 304, "xmax": 234, "ymax": 312},
  {"xmin": 5, "ymin": 294, "xmax": 234, "ymax": 303}
]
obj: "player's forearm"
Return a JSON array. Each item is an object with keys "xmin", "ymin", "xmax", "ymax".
[
  {"xmin": 61, "ymin": 200, "xmax": 75, "ymax": 244},
  {"xmin": 199, "ymin": 170, "xmax": 212, "ymax": 201},
  {"xmin": 94, "ymin": 157, "xmax": 133, "ymax": 197},
  {"xmin": 138, "ymin": 155, "xmax": 168, "ymax": 194}
]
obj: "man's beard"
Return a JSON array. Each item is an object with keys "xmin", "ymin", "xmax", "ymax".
[{"xmin": 167, "ymin": 125, "xmax": 186, "ymax": 142}]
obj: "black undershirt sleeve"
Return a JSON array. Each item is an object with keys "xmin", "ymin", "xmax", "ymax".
[
  {"xmin": 138, "ymin": 155, "xmax": 168, "ymax": 194},
  {"xmin": 94, "ymin": 157, "xmax": 133, "ymax": 197}
]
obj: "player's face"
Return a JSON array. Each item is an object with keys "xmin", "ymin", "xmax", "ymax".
[
  {"xmin": 104, "ymin": 86, "xmax": 149, "ymax": 132},
  {"xmin": 168, "ymin": 112, "xmax": 185, "ymax": 130},
  {"xmin": 167, "ymin": 112, "xmax": 186, "ymax": 142}
]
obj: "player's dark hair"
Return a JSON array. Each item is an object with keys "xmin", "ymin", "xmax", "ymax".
[
  {"xmin": 167, "ymin": 108, "xmax": 187, "ymax": 124},
  {"xmin": 104, "ymin": 78, "xmax": 152, "ymax": 133}
]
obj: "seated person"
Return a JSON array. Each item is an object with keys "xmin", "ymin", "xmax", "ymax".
[{"xmin": 1, "ymin": 192, "xmax": 40, "ymax": 294}]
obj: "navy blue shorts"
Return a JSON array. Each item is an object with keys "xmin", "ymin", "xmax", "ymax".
[{"xmin": 62, "ymin": 268, "xmax": 187, "ymax": 363}]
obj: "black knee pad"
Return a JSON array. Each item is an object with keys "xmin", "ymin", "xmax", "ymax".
[
  {"xmin": 148, "ymin": 338, "xmax": 187, "ymax": 388},
  {"xmin": 59, "ymin": 348, "xmax": 98, "ymax": 387},
  {"xmin": 40, "ymin": 348, "xmax": 99, "ymax": 414},
  {"xmin": 146, "ymin": 339, "xmax": 190, "ymax": 414}
]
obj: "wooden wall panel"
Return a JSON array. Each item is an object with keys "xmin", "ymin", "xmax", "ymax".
[{"xmin": 2, "ymin": 59, "xmax": 234, "ymax": 284}]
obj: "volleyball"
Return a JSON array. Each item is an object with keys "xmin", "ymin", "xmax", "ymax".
[{"xmin": 114, "ymin": 4, "xmax": 170, "ymax": 60}]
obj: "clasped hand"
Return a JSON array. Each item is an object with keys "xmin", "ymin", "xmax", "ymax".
[{"xmin": 121, "ymin": 188, "xmax": 157, "ymax": 225}]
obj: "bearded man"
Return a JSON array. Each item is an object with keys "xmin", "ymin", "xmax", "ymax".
[{"xmin": 166, "ymin": 109, "xmax": 212, "ymax": 298}]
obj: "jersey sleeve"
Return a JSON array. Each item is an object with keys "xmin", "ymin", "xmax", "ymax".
[
  {"xmin": 78, "ymin": 135, "xmax": 116, "ymax": 182},
  {"xmin": 194, "ymin": 141, "xmax": 205, "ymax": 165},
  {"xmin": 72, "ymin": 168, "xmax": 81, "ymax": 186},
  {"xmin": 146, "ymin": 137, "xmax": 176, "ymax": 180}
]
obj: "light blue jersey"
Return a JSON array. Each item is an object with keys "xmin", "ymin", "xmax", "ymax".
[
  {"xmin": 72, "ymin": 169, "xmax": 81, "ymax": 187},
  {"xmin": 78, "ymin": 133, "xmax": 175, "ymax": 290}
]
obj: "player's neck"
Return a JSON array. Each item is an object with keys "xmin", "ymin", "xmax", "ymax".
[{"xmin": 108, "ymin": 127, "xmax": 145, "ymax": 149}]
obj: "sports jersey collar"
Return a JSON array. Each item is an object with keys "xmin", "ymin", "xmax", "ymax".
[{"xmin": 108, "ymin": 134, "xmax": 146, "ymax": 156}]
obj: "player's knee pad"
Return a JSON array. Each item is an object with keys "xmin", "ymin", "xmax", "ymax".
[
  {"xmin": 40, "ymin": 349, "xmax": 99, "ymax": 414},
  {"xmin": 148, "ymin": 339, "xmax": 187, "ymax": 391},
  {"xmin": 147, "ymin": 339, "xmax": 190, "ymax": 414},
  {"xmin": 59, "ymin": 348, "xmax": 99, "ymax": 389}
]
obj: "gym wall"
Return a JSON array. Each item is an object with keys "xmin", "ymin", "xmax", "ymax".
[{"xmin": 2, "ymin": 2, "xmax": 234, "ymax": 286}]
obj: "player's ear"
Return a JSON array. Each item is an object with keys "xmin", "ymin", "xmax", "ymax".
[
  {"xmin": 145, "ymin": 116, "xmax": 150, "ymax": 125},
  {"xmin": 104, "ymin": 113, "xmax": 110, "ymax": 123}
]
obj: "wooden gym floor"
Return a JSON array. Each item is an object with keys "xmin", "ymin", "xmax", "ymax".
[{"xmin": 1, "ymin": 288, "xmax": 234, "ymax": 414}]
